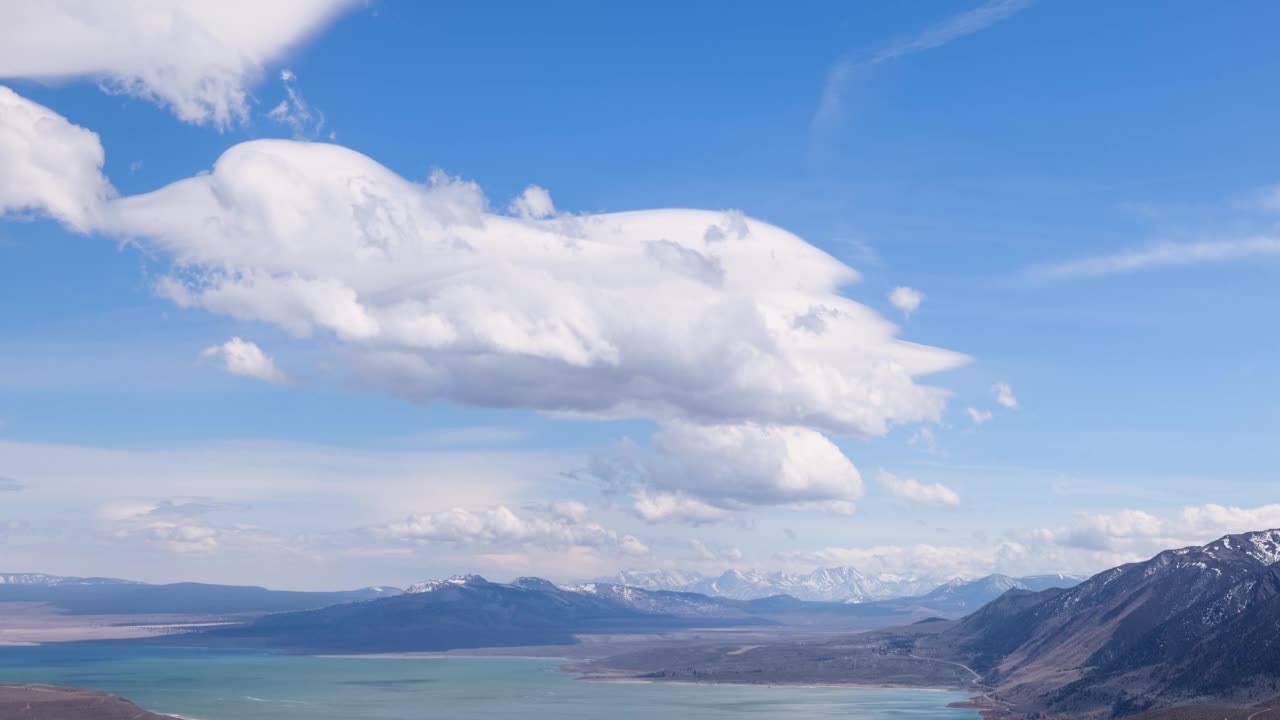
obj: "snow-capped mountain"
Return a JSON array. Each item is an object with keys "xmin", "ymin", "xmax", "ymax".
[
  {"xmin": 603, "ymin": 569, "xmax": 706, "ymax": 591},
  {"xmin": 0, "ymin": 573, "xmax": 136, "ymax": 586},
  {"xmin": 910, "ymin": 573, "xmax": 1082, "ymax": 613},
  {"xmin": 916, "ymin": 528, "xmax": 1280, "ymax": 717},
  {"xmin": 597, "ymin": 567, "xmax": 1086, "ymax": 604},
  {"xmin": 399, "ymin": 574, "xmax": 748, "ymax": 618},
  {"xmin": 599, "ymin": 567, "xmax": 939, "ymax": 603},
  {"xmin": 405, "ymin": 574, "xmax": 487, "ymax": 593}
]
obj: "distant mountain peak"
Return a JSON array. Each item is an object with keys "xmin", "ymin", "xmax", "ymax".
[
  {"xmin": 595, "ymin": 566, "xmax": 1086, "ymax": 605},
  {"xmin": 405, "ymin": 574, "xmax": 489, "ymax": 593},
  {"xmin": 0, "ymin": 573, "xmax": 138, "ymax": 587}
]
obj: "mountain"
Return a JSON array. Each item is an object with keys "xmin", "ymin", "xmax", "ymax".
[
  {"xmin": 601, "ymin": 567, "xmax": 937, "ymax": 602},
  {"xmin": 897, "ymin": 573, "xmax": 1085, "ymax": 615},
  {"xmin": 1017, "ymin": 573, "xmax": 1089, "ymax": 592},
  {"xmin": 580, "ymin": 533, "xmax": 1279, "ymax": 719},
  {"xmin": 188, "ymin": 573, "xmax": 941, "ymax": 653},
  {"xmin": 604, "ymin": 569, "xmax": 707, "ymax": 591},
  {"xmin": 195, "ymin": 574, "xmax": 775, "ymax": 652},
  {"xmin": 602, "ymin": 567, "xmax": 1082, "ymax": 605},
  {"xmin": 0, "ymin": 573, "xmax": 136, "ymax": 586},
  {"xmin": 0, "ymin": 577, "xmax": 401, "ymax": 615},
  {"xmin": 912, "ymin": 529, "xmax": 1280, "ymax": 717}
]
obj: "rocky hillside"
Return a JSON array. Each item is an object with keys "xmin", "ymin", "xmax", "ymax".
[{"xmin": 918, "ymin": 529, "xmax": 1280, "ymax": 717}]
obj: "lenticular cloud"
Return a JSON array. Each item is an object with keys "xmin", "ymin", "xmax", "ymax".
[{"xmin": 103, "ymin": 139, "xmax": 966, "ymax": 435}]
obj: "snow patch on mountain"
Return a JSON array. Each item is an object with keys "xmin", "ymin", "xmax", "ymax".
[{"xmin": 601, "ymin": 567, "xmax": 938, "ymax": 602}]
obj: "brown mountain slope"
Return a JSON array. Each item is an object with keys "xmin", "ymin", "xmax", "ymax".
[{"xmin": 912, "ymin": 529, "xmax": 1280, "ymax": 717}]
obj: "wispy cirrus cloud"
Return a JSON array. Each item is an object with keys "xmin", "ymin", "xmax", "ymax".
[
  {"xmin": 1028, "ymin": 236, "xmax": 1280, "ymax": 280},
  {"xmin": 814, "ymin": 0, "xmax": 1034, "ymax": 137}
]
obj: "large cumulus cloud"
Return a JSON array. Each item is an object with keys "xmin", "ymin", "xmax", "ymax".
[
  {"xmin": 100, "ymin": 139, "xmax": 966, "ymax": 435},
  {"xmin": 0, "ymin": 89, "xmax": 969, "ymax": 522}
]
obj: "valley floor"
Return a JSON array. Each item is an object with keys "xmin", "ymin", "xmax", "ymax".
[{"xmin": 0, "ymin": 603, "xmax": 235, "ymax": 646}]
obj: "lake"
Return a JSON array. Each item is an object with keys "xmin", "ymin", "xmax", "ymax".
[{"xmin": 0, "ymin": 645, "xmax": 979, "ymax": 719}]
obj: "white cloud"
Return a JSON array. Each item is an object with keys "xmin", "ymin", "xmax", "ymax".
[
  {"xmin": 815, "ymin": 0, "xmax": 1033, "ymax": 134},
  {"xmin": 97, "ymin": 497, "xmax": 251, "ymax": 554},
  {"xmin": 267, "ymin": 68, "xmax": 326, "ymax": 138},
  {"xmin": 1035, "ymin": 503, "xmax": 1280, "ymax": 555},
  {"xmin": 0, "ymin": 476, "xmax": 23, "ymax": 492},
  {"xmin": 0, "ymin": 86, "xmax": 115, "ymax": 231},
  {"xmin": 1029, "ymin": 236, "xmax": 1280, "ymax": 280},
  {"xmin": 966, "ymin": 407, "xmax": 993, "ymax": 424},
  {"xmin": 370, "ymin": 504, "xmax": 647, "ymax": 558},
  {"xmin": 0, "ymin": 0, "xmax": 354, "ymax": 127},
  {"xmin": 993, "ymin": 381, "xmax": 1019, "ymax": 409},
  {"xmin": 589, "ymin": 422, "xmax": 865, "ymax": 522},
  {"xmin": 780, "ymin": 503, "xmax": 1280, "ymax": 582},
  {"xmin": 877, "ymin": 470, "xmax": 959, "ymax": 507},
  {"xmin": 200, "ymin": 337, "xmax": 288, "ymax": 384},
  {"xmin": 632, "ymin": 490, "xmax": 734, "ymax": 525},
  {"xmin": 9, "ymin": 119, "xmax": 966, "ymax": 436},
  {"xmin": 689, "ymin": 538, "xmax": 743, "ymax": 563},
  {"xmin": 508, "ymin": 185, "xmax": 555, "ymax": 219},
  {"xmin": 867, "ymin": 0, "xmax": 1034, "ymax": 65},
  {"xmin": 888, "ymin": 286, "xmax": 925, "ymax": 317},
  {"xmin": 0, "ymin": 90, "xmax": 972, "ymax": 536}
]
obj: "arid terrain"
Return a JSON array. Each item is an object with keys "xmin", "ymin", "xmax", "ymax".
[{"xmin": 0, "ymin": 685, "xmax": 176, "ymax": 720}]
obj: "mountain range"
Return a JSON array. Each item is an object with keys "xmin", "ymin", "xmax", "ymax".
[
  {"xmin": 586, "ymin": 529, "xmax": 1280, "ymax": 719},
  {"xmin": 602, "ymin": 567, "xmax": 1084, "ymax": 604},
  {"xmin": 193, "ymin": 575, "xmax": 791, "ymax": 652},
  {"xmin": 183, "ymin": 570, "xmax": 1085, "ymax": 653},
  {"xmin": 0, "ymin": 573, "xmax": 137, "ymax": 587},
  {"xmin": 0, "ymin": 574, "xmax": 400, "ymax": 615}
]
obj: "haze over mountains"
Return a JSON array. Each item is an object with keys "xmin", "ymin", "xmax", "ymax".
[
  {"xmin": 0, "ymin": 566, "xmax": 1085, "ymax": 622},
  {"xmin": 601, "ymin": 567, "xmax": 1084, "ymax": 604},
  {"xmin": 0, "ymin": 574, "xmax": 137, "ymax": 587}
]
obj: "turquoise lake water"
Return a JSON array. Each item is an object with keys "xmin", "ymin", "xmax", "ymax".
[{"xmin": 0, "ymin": 645, "xmax": 979, "ymax": 719}]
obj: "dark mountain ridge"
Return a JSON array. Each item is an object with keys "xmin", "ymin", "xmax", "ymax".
[
  {"xmin": 192, "ymin": 574, "xmax": 780, "ymax": 652},
  {"xmin": 914, "ymin": 529, "xmax": 1280, "ymax": 717}
]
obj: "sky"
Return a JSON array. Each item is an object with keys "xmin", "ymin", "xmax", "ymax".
[{"xmin": 2, "ymin": 0, "xmax": 1279, "ymax": 591}]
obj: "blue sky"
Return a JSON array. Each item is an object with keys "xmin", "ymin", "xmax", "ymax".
[{"xmin": 2, "ymin": 0, "xmax": 1279, "ymax": 589}]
